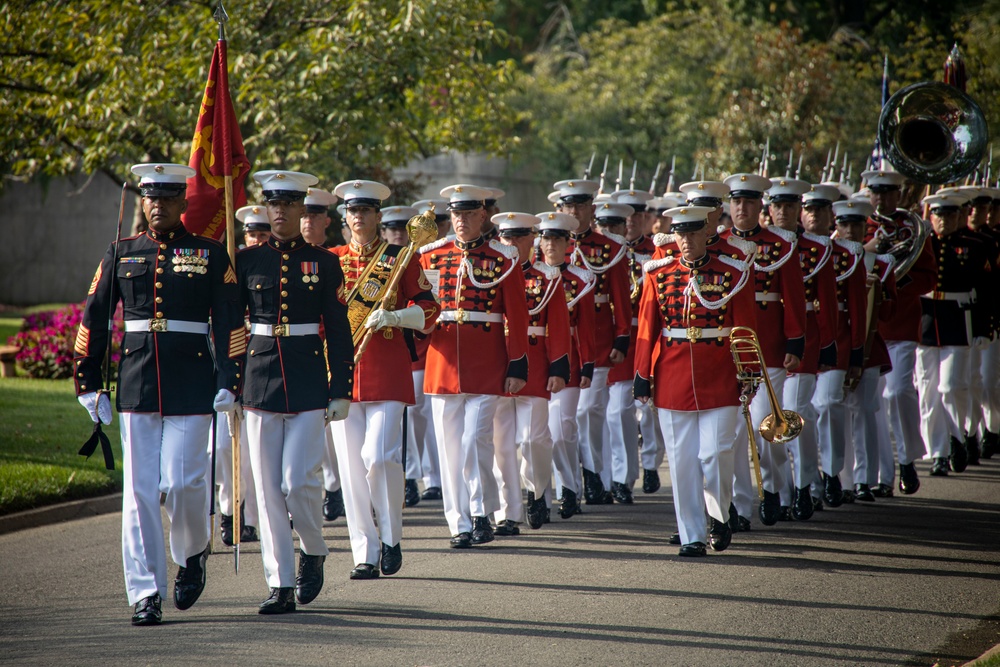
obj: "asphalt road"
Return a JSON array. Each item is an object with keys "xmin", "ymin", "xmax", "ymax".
[{"xmin": 1, "ymin": 458, "xmax": 998, "ymax": 667}]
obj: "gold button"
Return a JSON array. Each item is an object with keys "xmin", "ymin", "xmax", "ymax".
[
  {"xmin": 81, "ymin": 385, "xmax": 86, "ymax": 390},
  {"xmin": 250, "ymin": 350, "xmax": 255, "ymax": 356},
  {"xmin": 282, "ymin": 266, "xmax": 288, "ymax": 272},
  {"xmin": 282, "ymin": 316, "xmax": 289, "ymax": 323},
  {"xmin": 236, "ymin": 373, "xmax": 241, "ymax": 379},
  {"xmin": 314, "ymin": 350, "xmax": 319, "ymax": 356},
  {"xmin": 281, "ymin": 303, "xmax": 288, "ymax": 310},
  {"xmin": 156, "ymin": 267, "xmax": 163, "ymax": 274},
  {"xmin": 78, "ymin": 372, "xmax": 83, "ymax": 377},
  {"xmin": 281, "ymin": 277, "xmax": 288, "ymax": 284},
  {"xmin": 281, "ymin": 291, "xmax": 288, "ymax": 297},
  {"xmin": 308, "ymin": 286, "xmax": 314, "ymax": 291},
  {"xmin": 155, "ymin": 297, "xmax": 162, "ymax": 303},
  {"xmin": 158, "ymin": 255, "xmax": 165, "ymax": 261},
  {"xmin": 160, "ymin": 243, "xmax": 167, "ymax": 250},
  {"xmin": 155, "ymin": 282, "xmax": 163, "ymax": 288},
  {"xmin": 155, "ymin": 311, "xmax": 163, "ymax": 318},
  {"xmin": 282, "ymin": 253, "xmax": 290, "ymax": 260},
  {"xmin": 256, "ymin": 284, "xmax": 262, "ymax": 289},
  {"xmin": 124, "ymin": 349, "xmax": 128, "ymax": 354},
  {"xmin": 126, "ymin": 271, "xmax": 132, "ymax": 277},
  {"xmin": 197, "ymin": 352, "xmax": 203, "ymax": 357}
]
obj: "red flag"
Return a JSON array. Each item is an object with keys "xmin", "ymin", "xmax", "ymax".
[{"xmin": 182, "ymin": 39, "xmax": 250, "ymax": 240}]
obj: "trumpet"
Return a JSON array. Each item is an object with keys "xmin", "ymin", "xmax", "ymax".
[{"xmin": 729, "ymin": 327, "xmax": 805, "ymax": 499}]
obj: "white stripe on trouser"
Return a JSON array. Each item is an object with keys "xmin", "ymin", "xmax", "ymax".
[
  {"xmin": 981, "ymin": 339, "xmax": 1000, "ymax": 433},
  {"xmin": 120, "ymin": 412, "xmax": 211, "ymax": 606},
  {"xmin": 577, "ymin": 366, "xmax": 611, "ymax": 475},
  {"xmin": 492, "ymin": 395, "xmax": 553, "ymax": 523},
  {"xmin": 813, "ymin": 369, "xmax": 848, "ymax": 477},
  {"xmin": 781, "ymin": 373, "xmax": 819, "ymax": 504},
  {"xmin": 880, "ymin": 341, "xmax": 926, "ymax": 468},
  {"xmin": 607, "ymin": 380, "xmax": 640, "ymax": 485},
  {"xmin": 550, "ymin": 387, "xmax": 583, "ymax": 495},
  {"xmin": 245, "ymin": 409, "xmax": 328, "ymax": 588},
  {"xmin": 430, "ymin": 394, "xmax": 500, "ymax": 535},
  {"xmin": 329, "ymin": 401, "xmax": 405, "ymax": 566},
  {"xmin": 916, "ymin": 345, "xmax": 972, "ymax": 456},
  {"xmin": 410, "ymin": 370, "xmax": 440, "ymax": 487},
  {"xmin": 210, "ymin": 416, "xmax": 258, "ymax": 527},
  {"xmin": 321, "ymin": 428, "xmax": 341, "ymax": 493},
  {"xmin": 638, "ymin": 399, "xmax": 665, "ymax": 470},
  {"xmin": 846, "ymin": 367, "xmax": 881, "ymax": 487},
  {"xmin": 659, "ymin": 407, "xmax": 738, "ymax": 546},
  {"xmin": 967, "ymin": 345, "xmax": 984, "ymax": 436},
  {"xmin": 750, "ymin": 367, "xmax": 789, "ymax": 494}
]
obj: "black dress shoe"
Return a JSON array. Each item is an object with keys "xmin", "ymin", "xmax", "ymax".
[
  {"xmin": 131, "ymin": 593, "xmax": 162, "ymax": 626},
  {"xmin": 241, "ymin": 525, "xmax": 259, "ymax": 542},
  {"xmin": 559, "ymin": 487, "xmax": 582, "ymax": 519},
  {"xmin": 728, "ymin": 503, "xmax": 739, "ymax": 531},
  {"xmin": 758, "ymin": 490, "xmax": 780, "ymax": 526},
  {"xmin": 982, "ymin": 430, "xmax": 999, "ymax": 459},
  {"xmin": 812, "ymin": 496, "xmax": 824, "ymax": 512},
  {"xmin": 544, "ymin": 507, "xmax": 551, "ymax": 523},
  {"xmin": 642, "ymin": 469, "xmax": 661, "ymax": 494},
  {"xmin": 678, "ymin": 542, "xmax": 707, "ymax": 557},
  {"xmin": 871, "ymin": 483, "xmax": 894, "ymax": 498},
  {"xmin": 259, "ymin": 587, "xmax": 296, "ymax": 614},
  {"xmin": 381, "ymin": 542, "xmax": 402, "ymax": 576},
  {"xmin": 295, "ymin": 552, "xmax": 325, "ymax": 604},
  {"xmin": 792, "ymin": 486, "xmax": 814, "ymax": 521},
  {"xmin": 471, "ymin": 516, "xmax": 494, "ymax": 545},
  {"xmin": 350, "ymin": 563, "xmax": 380, "ymax": 580},
  {"xmin": 822, "ymin": 472, "xmax": 844, "ymax": 507},
  {"xmin": 949, "ymin": 436, "xmax": 968, "ymax": 472},
  {"xmin": 854, "ymin": 483, "xmax": 876, "ymax": 502},
  {"xmin": 173, "ymin": 546, "xmax": 208, "ymax": 610},
  {"xmin": 610, "ymin": 481, "xmax": 634, "ymax": 504},
  {"xmin": 220, "ymin": 513, "xmax": 234, "ymax": 547},
  {"xmin": 404, "ymin": 479, "xmax": 421, "ymax": 507},
  {"xmin": 899, "ymin": 462, "xmax": 920, "ymax": 494},
  {"xmin": 709, "ymin": 518, "xmax": 732, "ymax": 552},
  {"xmin": 421, "ymin": 486, "xmax": 443, "ymax": 500},
  {"xmin": 966, "ymin": 433, "xmax": 981, "ymax": 466},
  {"xmin": 735, "ymin": 516, "xmax": 752, "ymax": 532},
  {"xmin": 494, "ymin": 519, "xmax": 520, "ymax": 536},
  {"xmin": 449, "ymin": 532, "xmax": 472, "ymax": 549},
  {"xmin": 669, "ymin": 532, "xmax": 681, "ymax": 545},
  {"xmin": 777, "ymin": 506, "xmax": 793, "ymax": 521},
  {"xmin": 323, "ymin": 488, "xmax": 344, "ymax": 521},
  {"xmin": 526, "ymin": 492, "xmax": 546, "ymax": 530},
  {"xmin": 583, "ymin": 469, "xmax": 612, "ymax": 504},
  {"xmin": 930, "ymin": 457, "xmax": 950, "ymax": 476},
  {"xmin": 841, "ymin": 489, "xmax": 856, "ymax": 503}
]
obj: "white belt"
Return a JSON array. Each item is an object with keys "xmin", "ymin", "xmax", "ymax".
[
  {"xmin": 755, "ymin": 292, "xmax": 781, "ymax": 302},
  {"xmin": 124, "ymin": 319, "xmax": 209, "ymax": 334},
  {"xmin": 438, "ymin": 310, "xmax": 504, "ymax": 324},
  {"xmin": 631, "ymin": 317, "xmax": 639, "ymax": 327},
  {"xmin": 249, "ymin": 323, "xmax": 320, "ymax": 337},
  {"xmin": 838, "ymin": 303, "xmax": 848, "ymax": 312},
  {"xmin": 594, "ymin": 295, "xmax": 610, "ymax": 303},
  {"xmin": 922, "ymin": 290, "xmax": 975, "ymax": 304},
  {"xmin": 570, "ymin": 326, "xmax": 577, "ymax": 335},
  {"xmin": 527, "ymin": 326, "xmax": 547, "ymax": 336},
  {"xmin": 805, "ymin": 302, "xmax": 816, "ymax": 312},
  {"xmin": 662, "ymin": 327, "xmax": 732, "ymax": 341}
]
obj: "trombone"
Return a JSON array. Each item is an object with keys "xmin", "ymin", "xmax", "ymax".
[{"xmin": 729, "ymin": 327, "xmax": 805, "ymax": 500}]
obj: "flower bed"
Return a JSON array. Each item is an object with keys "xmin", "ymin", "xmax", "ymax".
[{"xmin": 8, "ymin": 303, "xmax": 122, "ymax": 380}]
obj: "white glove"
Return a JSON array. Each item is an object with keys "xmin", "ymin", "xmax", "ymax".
[
  {"xmin": 365, "ymin": 304, "xmax": 426, "ymax": 331},
  {"xmin": 326, "ymin": 398, "xmax": 351, "ymax": 423},
  {"xmin": 225, "ymin": 405, "xmax": 244, "ymax": 438},
  {"xmin": 79, "ymin": 391, "xmax": 112, "ymax": 425},
  {"xmin": 213, "ymin": 388, "xmax": 239, "ymax": 413},
  {"xmin": 973, "ymin": 336, "xmax": 991, "ymax": 351}
]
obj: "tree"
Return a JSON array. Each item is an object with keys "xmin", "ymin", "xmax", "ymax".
[{"xmin": 0, "ymin": 0, "xmax": 518, "ymax": 201}]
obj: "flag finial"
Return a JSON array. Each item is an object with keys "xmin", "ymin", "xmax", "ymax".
[{"xmin": 214, "ymin": 1, "xmax": 229, "ymax": 40}]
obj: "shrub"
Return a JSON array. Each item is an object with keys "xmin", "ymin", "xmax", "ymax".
[{"xmin": 11, "ymin": 303, "xmax": 122, "ymax": 380}]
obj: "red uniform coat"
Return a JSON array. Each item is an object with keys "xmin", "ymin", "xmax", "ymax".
[
  {"xmin": 792, "ymin": 231, "xmax": 839, "ymax": 374},
  {"xmin": 633, "ymin": 253, "xmax": 758, "ymax": 411},
  {"xmin": 570, "ymin": 227, "xmax": 632, "ymax": 367},
  {"xmin": 865, "ymin": 211, "xmax": 937, "ymax": 343},
  {"xmin": 512, "ymin": 261, "xmax": 572, "ymax": 399},
  {"xmin": 651, "ymin": 230, "xmax": 756, "ymax": 263},
  {"xmin": 560, "ymin": 264, "xmax": 597, "ymax": 387},
  {"xmin": 608, "ymin": 236, "xmax": 656, "ymax": 384},
  {"xmin": 418, "ymin": 235, "xmax": 530, "ymax": 395},
  {"xmin": 331, "ymin": 240, "xmax": 440, "ymax": 404},
  {"xmin": 865, "ymin": 254, "xmax": 897, "ymax": 373},
  {"xmin": 831, "ymin": 239, "xmax": 869, "ymax": 371},
  {"xmin": 720, "ymin": 225, "xmax": 807, "ymax": 368}
]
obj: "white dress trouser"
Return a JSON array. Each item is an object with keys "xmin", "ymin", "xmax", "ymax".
[
  {"xmin": 638, "ymin": 400, "xmax": 665, "ymax": 471},
  {"xmin": 321, "ymin": 428, "xmax": 341, "ymax": 493},
  {"xmin": 329, "ymin": 401, "xmax": 405, "ymax": 566},
  {"xmin": 814, "ymin": 369, "xmax": 848, "ymax": 476},
  {"xmin": 210, "ymin": 416, "xmax": 258, "ymax": 527},
  {"xmin": 916, "ymin": 345, "xmax": 972, "ymax": 456},
  {"xmin": 847, "ymin": 367, "xmax": 881, "ymax": 486},
  {"xmin": 875, "ymin": 376, "xmax": 897, "ymax": 485},
  {"xmin": 246, "ymin": 409, "xmax": 329, "ymax": 589},
  {"xmin": 880, "ymin": 341, "xmax": 925, "ymax": 468},
  {"xmin": 750, "ymin": 367, "xmax": 788, "ymax": 494},
  {"xmin": 967, "ymin": 346, "xmax": 984, "ymax": 436},
  {"xmin": 732, "ymin": 411, "xmax": 754, "ymax": 518},
  {"xmin": 659, "ymin": 407, "xmax": 738, "ymax": 546},
  {"xmin": 550, "ymin": 386, "xmax": 583, "ymax": 496},
  {"xmin": 607, "ymin": 380, "xmax": 640, "ymax": 486},
  {"xmin": 120, "ymin": 412, "xmax": 212, "ymax": 605},
  {"xmin": 577, "ymin": 366, "xmax": 610, "ymax": 475},
  {"xmin": 430, "ymin": 394, "xmax": 500, "ymax": 535},
  {"xmin": 981, "ymin": 339, "xmax": 1000, "ymax": 434},
  {"xmin": 409, "ymin": 370, "xmax": 441, "ymax": 486},
  {"xmin": 782, "ymin": 373, "xmax": 819, "ymax": 503},
  {"xmin": 493, "ymin": 395, "xmax": 554, "ymax": 523}
]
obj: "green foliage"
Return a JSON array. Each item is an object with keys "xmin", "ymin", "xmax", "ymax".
[
  {"xmin": 0, "ymin": 0, "xmax": 518, "ymax": 201},
  {"xmin": 0, "ymin": 378, "xmax": 122, "ymax": 515}
]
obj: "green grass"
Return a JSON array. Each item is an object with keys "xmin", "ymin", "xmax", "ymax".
[
  {"xmin": 970, "ymin": 652, "xmax": 1000, "ymax": 667},
  {"xmin": 0, "ymin": 377, "xmax": 122, "ymax": 515},
  {"xmin": 0, "ymin": 317, "xmax": 20, "ymax": 345}
]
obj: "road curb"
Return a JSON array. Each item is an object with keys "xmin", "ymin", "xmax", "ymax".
[{"xmin": 0, "ymin": 493, "xmax": 122, "ymax": 535}]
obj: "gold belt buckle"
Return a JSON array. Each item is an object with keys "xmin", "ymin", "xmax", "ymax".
[
  {"xmin": 455, "ymin": 309, "xmax": 469, "ymax": 325},
  {"xmin": 148, "ymin": 318, "xmax": 167, "ymax": 332},
  {"xmin": 812, "ymin": 299, "xmax": 821, "ymax": 312},
  {"xmin": 272, "ymin": 324, "xmax": 286, "ymax": 337},
  {"xmin": 686, "ymin": 326, "xmax": 702, "ymax": 342}
]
